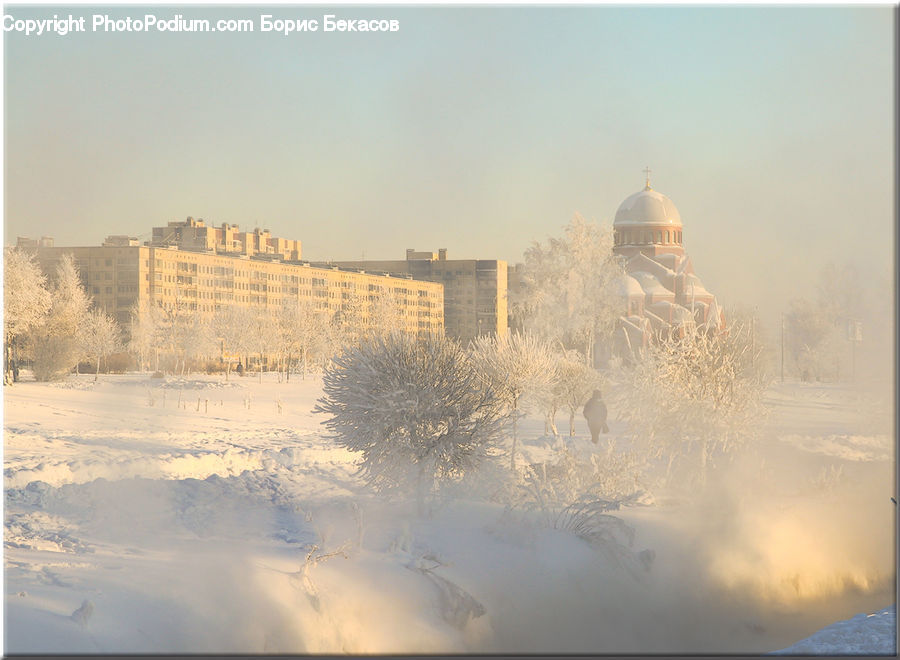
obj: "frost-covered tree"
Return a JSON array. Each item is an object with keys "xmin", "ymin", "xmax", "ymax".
[
  {"xmin": 272, "ymin": 303, "xmax": 301, "ymax": 381},
  {"xmin": 181, "ymin": 314, "xmax": 217, "ymax": 374},
  {"xmin": 31, "ymin": 254, "xmax": 91, "ymax": 381},
  {"xmin": 511, "ymin": 213, "xmax": 623, "ymax": 366},
  {"xmin": 556, "ymin": 350, "xmax": 604, "ymax": 437},
  {"xmin": 333, "ymin": 296, "xmax": 366, "ymax": 348},
  {"xmin": 469, "ymin": 331, "xmax": 559, "ymax": 473},
  {"xmin": 365, "ymin": 289, "xmax": 404, "ymax": 341},
  {"xmin": 128, "ymin": 302, "xmax": 166, "ymax": 372},
  {"xmin": 535, "ymin": 348, "xmax": 599, "ymax": 437},
  {"xmin": 817, "ymin": 261, "xmax": 865, "ymax": 323},
  {"xmin": 619, "ymin": 322, "xmax": 769, "ymax": 490},
  {"xmin": 3, "ymin": 248, "xmax": 52, "ymax": 383},
  {"xmin": 246, "ymin": 308, "xmax": 278, "ymax": 381},
  {"xmin": 785, "ymin": 261, "xmax": 871, "ymax": 382},
  {"xmin": 785, "ymin": 298, "xmax": 841, "ymax": 381},
  {"xmin": 212, "ymin": 305, "xmax": 254, "ymax": 379},
  {"xmin": 272, "ymin": 300, "xmax": 332, "ymax": 380},
  {"xmin": 154, "ymin": 293, "xmax": 194, "ymax": 375},
  {"xmin": 315, "ymin": 333, "xmax": 510, "ymax": 515},
  {"xmin": 79, "ymin": 308, "xmax": 123, "ymax": 381}
]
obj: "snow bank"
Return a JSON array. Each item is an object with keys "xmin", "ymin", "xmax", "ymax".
[
  {"xmin": 3, "ymin": 373, "xmax": 896, "ymax": 654},
  {"xmin": 772, "ymin": 604, "xmax": 896, "ymax": 655}
]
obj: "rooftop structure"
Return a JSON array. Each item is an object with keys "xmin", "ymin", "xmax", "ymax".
[{"xmin": 150, "ymin": 217, "xmax": 302, "ymax": 261}]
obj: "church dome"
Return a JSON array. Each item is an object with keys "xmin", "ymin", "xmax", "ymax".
[{"xmin": 614, "ymin": 186, "xmax": 682, "ymax": 227}]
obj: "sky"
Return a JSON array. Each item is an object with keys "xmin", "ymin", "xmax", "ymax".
[{"xmin": 2, "ymin": 5, "xmax": 895, "ymax": 333}]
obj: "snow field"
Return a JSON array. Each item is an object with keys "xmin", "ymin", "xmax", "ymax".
[{"xmin": 3, "ymin": 372, "xmax": 896, "ymax": 653}]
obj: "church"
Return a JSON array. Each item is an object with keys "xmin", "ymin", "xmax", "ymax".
[{"xmin": 611, "ymin": 170, "xmax": 725, "ymax": 357}]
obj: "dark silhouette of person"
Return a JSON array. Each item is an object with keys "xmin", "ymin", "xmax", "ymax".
[{"xmin": 583, "ymin": 389, "xmax": 609, "ymax": 444}]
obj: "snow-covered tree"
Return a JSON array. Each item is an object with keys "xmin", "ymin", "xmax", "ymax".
[
  {"xmin": 333, "ymin": 295, "xmax": 366, "ymax": 348},
  {"xmin": 510, "ymin": 213, "xmax": 623, "ymax": 366},
  {"xmin": 556, "ymin": 350, "xmax": 604, "ymax": 437},
  {"xmin": 181, "ymin": 313, "xmax": 218, "ymax": 374},
  {"xmin": 535, "ymin": 348, "xmax": 597, "ymax": 437},
  {"xmin": 785, "ymin": 261, "xmax": 872, "ymax": 382},
  {"xmin": 785, "ymin": 298, "xmax": 842, "ymax": 381},
  {"xmin": 469, "ymin": 331, "xmax": 559, "ymax": 473},
  {"xmin": 127, "ymin": 302, "xmax": 165, "ymax": 372},
  {"xmin": 246, "ymin": 308, "xmax": 278, "ymax": 382},
  {"xmin": 315, "ymin": 333, "xmax": 510, "ymax": 515},
  {"xmin": 619, "ymin": 323, "xmax": 769, "ymax": 490},
  {"xmin": 3, "ymin": 248, "xmax": 52, "ymax": 383},
  {"xmin": 365, "ymin": 288, "xmax": 404, "ymax": 340},
  {"xmin": 817, "ymin": 261, "xmax": 865, "ymax": 324},
  {"xmin": 272, "ymin": 303, "xmax": 300, "ymax": 381},
  {"xmin": 272, "ymin": 300, "xmax": 332, "ymax": 380},
  {"xmin": 212, "ymin": 305, "xmax": 254, "ymax": 379},
  {"xmin": 79, "ymin": 308, "xmax": 123, "ymax": 381},
  {"xmin": 31, "ymin": 254, "xmax": 91, "ymax": 381}
]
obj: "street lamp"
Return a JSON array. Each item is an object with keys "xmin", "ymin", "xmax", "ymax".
[{"xmin": 781, "ymin": 312, "xmax": 785, "ymax": 384}]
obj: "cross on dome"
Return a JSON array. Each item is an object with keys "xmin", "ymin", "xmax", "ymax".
[{"xmin": 643, "ymin": 166, "xmax": 652, "ymax": 190}]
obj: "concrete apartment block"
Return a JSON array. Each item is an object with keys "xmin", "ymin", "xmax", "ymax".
[
  {"xmin": 333, "ymin": 249, "xmax": 508, "ymax": 345},
  {"xmin": 25, "ymin": 242, "xmax": 444, "ymax": 342}
]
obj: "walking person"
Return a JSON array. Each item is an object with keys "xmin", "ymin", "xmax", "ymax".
[{"xmin": 583, "ymin": 389, "xmax": 609, "ymax": 444}]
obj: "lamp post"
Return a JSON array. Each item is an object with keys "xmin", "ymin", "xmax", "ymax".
[{"xmin": 781, "ymin": 312, "xmax": 785, "ymax": 384}]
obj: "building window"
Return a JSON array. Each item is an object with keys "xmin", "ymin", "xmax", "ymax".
[{"xmin": 666, "ymin": 230, "xmax": 670, "ymax": 243}]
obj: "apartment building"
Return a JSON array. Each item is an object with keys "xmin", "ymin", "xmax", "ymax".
[
  {"xmin": 332, "ymin": 249, "xmax": 508, "ymax": 345},
  {"xmin": 24, "ymin": 239, "xmax": 444, "ymax": 342}
]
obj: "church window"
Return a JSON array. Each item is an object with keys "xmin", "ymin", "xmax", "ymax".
[
  {"xmin": 666, "ymin": 230, "xmax": 670, "ymax": 243},
  {"xmin": 657, "ymin": 231, "xmax": 662, "ymax": 243}
]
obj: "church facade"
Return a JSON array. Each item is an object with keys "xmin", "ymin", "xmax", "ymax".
[{"xmin": 611, "ymin": 172, "xmax": 724, "ymax": 357}]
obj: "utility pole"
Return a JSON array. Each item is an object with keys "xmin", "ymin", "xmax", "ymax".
[{"xmin": 780, "ymin": 313, "xmax": 785, "ymax": 383}]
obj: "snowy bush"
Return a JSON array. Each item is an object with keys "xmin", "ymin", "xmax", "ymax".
[
  {"xmin": 619, "ymin": 322, "xmax": 769, "ymax": 490},
  {"xmin": 500, "ymin": 476, "xmax": 652, "ymax": 578},
  {"xmin": 315, "ymin": 333, "xmax": 510, "ymax": 515},
  {"xmin": 527, "ymin": 439, "xmax": 646, "ymax": 505}
]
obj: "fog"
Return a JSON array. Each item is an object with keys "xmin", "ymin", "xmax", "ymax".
[{"xmin": 3, "ymin": 360, "xmax": 895, "ymax": 654}]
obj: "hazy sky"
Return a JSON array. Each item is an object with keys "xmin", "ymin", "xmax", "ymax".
[{"xmin": 3, "ymin": 5, "xmax": 895, "ymax": 331}]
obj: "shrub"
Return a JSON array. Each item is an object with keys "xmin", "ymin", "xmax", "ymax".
[
  {"xmin": 619, "ymin": 322, "xmax": 769, "ymax": 491},
  {"xmin": 315, "ymin": 333, "xmax": 510, "ymax": 515}
]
